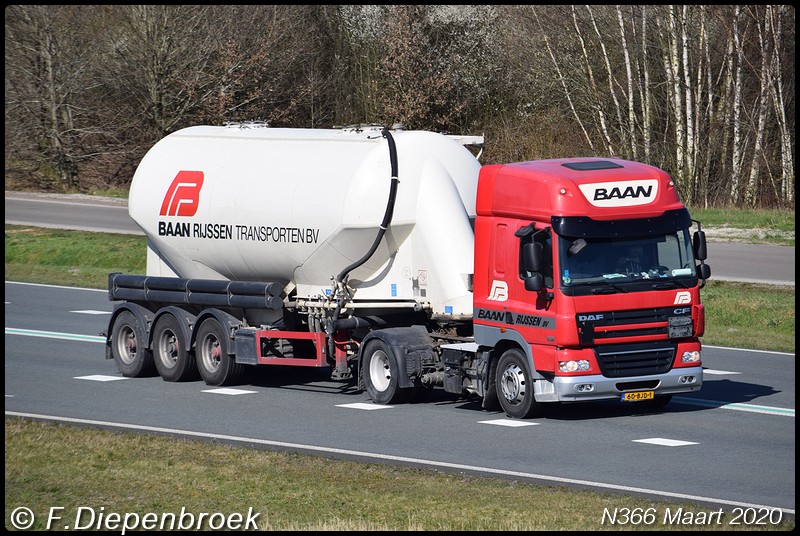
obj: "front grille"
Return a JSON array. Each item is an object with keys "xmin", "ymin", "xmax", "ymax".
[
  {"xmin": 595, "ymin": 341, "xmax": 675, "ymax": 377},
  {"xmin": 577, "ymin": 307, "xmax": 679, "ymax": 345}
]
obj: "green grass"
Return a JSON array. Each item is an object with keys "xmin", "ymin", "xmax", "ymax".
[
  {"xmin": 689, "ymin": 207, "xmax": 795, "ymax": 233},
  {"xmin": 5, "ymin": 418, "xmax": 795, "ymax": 531},
  {"xmin": 689, "ymin": 208, "xmax": 795, "ymax": 246},
  {"xmin": 4, "ymin": 226, "xmax": 146, "ymax": 288},
  {"xmin": 701, "ymin": 281, "xmax": 795, "ymax": 353}
]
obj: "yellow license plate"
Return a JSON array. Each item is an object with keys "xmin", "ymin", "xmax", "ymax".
[{"xmin": 622, "ymin": 391, "xmax": 655, "ymax": 402}]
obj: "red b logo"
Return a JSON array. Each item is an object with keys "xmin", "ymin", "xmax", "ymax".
[{"xmin": 160, "ymin": 171, "xmax": 204, "ymax": 216}]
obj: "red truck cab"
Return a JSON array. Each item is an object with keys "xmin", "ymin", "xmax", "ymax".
[{"xmin": 473, "ymin": 158, "xmax": 709, "ymax": 418}]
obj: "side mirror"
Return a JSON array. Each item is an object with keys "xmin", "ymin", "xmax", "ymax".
[
  {"xmin": 698, "ymin": 263, "xmax": 711, "ymax": 280},
  {"xmin": 693, "ymin": 230, "xmax": 707, "ymax": 261},
  {"xmin": 522, "ymin": 242, "xmax": 543, "ymax": 273},
  {"xmin": 524, "ymin": 273, "xmax": 544, "ymax": 292},
  {"xmin": 522, "ymin": 242, "xmax": 545, "ymax": 292}
]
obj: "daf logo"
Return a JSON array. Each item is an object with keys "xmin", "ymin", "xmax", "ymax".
[{"xmin": 578, "ymin": 314, "xmax": 604, "ymax": 321}]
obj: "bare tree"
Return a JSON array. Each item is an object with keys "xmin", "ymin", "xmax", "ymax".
[
  {"xmin": 616, "ymin": 6, "xmax": 638, "ymax": 159},
  {"xmin": 766, "ymin": 5, "xmax": 795, "ymax": 206},
  {"xmin": 5, "ymin": 6, "xmax": 85, "ymax": 190},
  {"xmin": 4, "ymin": 5, "xmax": 795, "ymax": 206},
  {"xmin": 103, "ymin": 6, "xmax": 215, "ymax": 139}
]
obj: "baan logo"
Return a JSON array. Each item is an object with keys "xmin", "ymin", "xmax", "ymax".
[
  {"xmin": 578, "ymin": 179, "xmax": 659, "ymax": 208},
  {"xmin": 487, "ymin": 280, "xmax": 508, "ymax": 302},
  {"xmin": 160, "ymin": 170, "xmax": 204, "ymax": 217}
]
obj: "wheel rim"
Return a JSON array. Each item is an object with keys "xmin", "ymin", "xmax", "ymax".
[
  {"xmin": 157, "ymin": 329, "xmax": 179, "ymax": 367},
  {"xmin": 116, "ymin": 325, "xmax": 137, "ymax": 365},
  {"xmin": 500, "ymin": 363, "xmax": 526, "ymax": 405},
  {"xmin": 368, "ymin": 349, "xmax": 392, "ymax": 392},
  {"xmin": 199, "ymin": 332, "xmax": 221, "ymax": 372}
]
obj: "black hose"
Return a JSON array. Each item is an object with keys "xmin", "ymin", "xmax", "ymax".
[
  {"xmin": 327, "ymin": 127, "xmax": 399, "ymax": 366},
  {"xmin": 335, "ymin": 127, "xmax": 399, "ymax": 285}
]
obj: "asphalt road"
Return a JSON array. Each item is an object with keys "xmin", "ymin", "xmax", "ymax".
[
  {"xmin": 4, "ymin": 191, "xmax": 796, "ymax": 519},
  {"xmin": 4, "ymin": 281, "xmax": 795, "ymax": 517},
  {"xmin": 4, "ymin": 191, "xmax": 795, "ymax": 287}
]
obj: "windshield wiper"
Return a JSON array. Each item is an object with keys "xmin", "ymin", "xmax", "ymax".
[
  {"xmin": 652, "ymin": 279, "xmax": 691, "ymax": 290},
  {"xmin": 591, "ymin": 281, "xmax": 628, "ymax": 294}
]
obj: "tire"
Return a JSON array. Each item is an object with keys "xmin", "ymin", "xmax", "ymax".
[
  {"xmin": 152, "ymin": 313, "xmax": 196, "ymax": 382},
  {"xmin": 195, "ymin": 317, "xmax": 244, "ymax": 386},
  {"xmin": 362, "ymin": 339, "xmax": 411, "ymax": 405},
  {"xmin": 495, "ymin": 348, "xmax": 544, "ymax": 419},
  {"xmin": 110, "ymin": 310, "xmax": 155, "ymax": 377}
]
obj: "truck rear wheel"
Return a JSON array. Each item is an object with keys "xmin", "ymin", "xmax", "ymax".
[
  {"xmin": 362, "ymin": 339, "xmax": 412, "ymax": 405},
  {"xmin": 195, "ymin": 317, "xmax": 244, "ymax": 386},
  {"xmin": 110, "ymin": 310, "xmax": 154, "ymax": 377},
  {"xmin": 496, "ymin": 348, "xmax": 544, "ymax": 419},
  {"xmin": 152, "ymin": 313, "xmax": 196, "ymax": 382}
]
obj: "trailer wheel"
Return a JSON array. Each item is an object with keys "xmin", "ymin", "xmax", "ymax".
[
  {"xmin": 152, "ymin": 314, "xmax": 196, "ymax": 382},
  {"xmin": 110, "ymin": 310, "xmax": 154, "ymax": 377},
  {"xmin": 496, "ymin": 348, "xmax": 544, "ymax": 419},
  {"xmin": 362, "ymin": 339, "xmax": 411, "ymax": 405},
  {"xmin": 195, "ymin": 317, "xmax": 244, "ymax": 386}
]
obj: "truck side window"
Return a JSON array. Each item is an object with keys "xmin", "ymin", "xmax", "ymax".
[{"xmin": 519, "ymin": 229, "xmax": 553, "ymax": 288}]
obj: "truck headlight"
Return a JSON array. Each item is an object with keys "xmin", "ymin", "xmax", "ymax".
[
  {"xmin": 559, "ymin": 359, "xmax": 590, "ymax": 372},
  {"xmin": 681, "ymin": 350, "xmax": 701, "ymax": 363}
]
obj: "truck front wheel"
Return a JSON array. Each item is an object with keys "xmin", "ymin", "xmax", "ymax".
[
  {"xmin": 195, "ymin": 317, "xmax": 244, "ymax": 386},
  {"xmin": 110, "ymin": 310, "xmax": 154, "ymax": 377},
  {"xmin": 496, "ymin": 349, "xmax": 544, "ymax": 419},
  {"xmin": 152, "ymin": 314, "xmax": 196, "ymax": 382},
  {"xmin": 362, "ymin": 339, "xmax": 411, "ymax": 405}
]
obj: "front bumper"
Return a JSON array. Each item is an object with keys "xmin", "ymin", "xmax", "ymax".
[{"xmin": 534, "ymin": 366, "xmax": 703, "ymax": 402}]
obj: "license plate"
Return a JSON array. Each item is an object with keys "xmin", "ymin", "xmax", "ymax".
[{"xmin": 621, "ymin": 391, "xmax": 655, "ymax": 402}]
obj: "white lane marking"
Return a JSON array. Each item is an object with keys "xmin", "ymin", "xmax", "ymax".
[
  {"xmin": 5, "ymin": 327, "xmax": 105, "ymax": 343},
  {"xmin": 633, "ymin": 438, "xmax": 699, "ymax": 447},
  {"xmin": 71, "ymin": 310, "xmax": 111, "ymax": 315},
  {"xmin": 5, "ymin": 281, "xmax": 108, "ymax": 293},
  {"xmin": 703, "ymin": 344, "xmax": 794, "ymax": 357},
  {"xmin": 75, "ymin": 375, "xmax": 128, "ymax": 382},
  {"xmin": 673, "ymin": 397, "xmax": 795, "ymax": 417},
  {"xmin": 6, "ymin": 411, "xmax": 793, "ymax": 516},
  {"xmin": 5, "ymin": 327, "xmax": 795, "ymax": 418},
  {"xmin": 337, "ymin": 402, "xmax": 393, "ymax": 411},
  {"xmin": 478, "ymin": 419, "xmax": 540, "ymax": 427},
  {"xmin": 202, "ymin": 388, "xmax": 258, "ymax": 396},
  {"xmin": 703, "ymin": 368, "xmax": 741, "ymax": 375}
]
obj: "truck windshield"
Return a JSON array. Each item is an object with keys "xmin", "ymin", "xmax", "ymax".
[{"xmin": 558, "ymin": 230, "xmax": 696, "ymax": 288}]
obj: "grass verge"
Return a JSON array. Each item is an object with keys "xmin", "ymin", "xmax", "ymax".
[{"xmin": 5, "ymin": 418, "xmax": 795, "ymax": 531}]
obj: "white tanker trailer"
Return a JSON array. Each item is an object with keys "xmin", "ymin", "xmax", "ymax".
[
  {"xmin": 106, "ymin": 124, "xmax": 708, "ymax": 418},
  {"xmin": 129, "ymin": 124, "xmax": 480, "ymax": 317}
]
